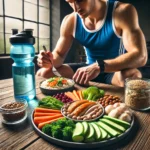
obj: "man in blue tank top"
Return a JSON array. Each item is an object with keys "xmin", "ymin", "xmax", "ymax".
[{"xmin": 37, "ymin": 0, "xmax": 147, "ymax": 87}]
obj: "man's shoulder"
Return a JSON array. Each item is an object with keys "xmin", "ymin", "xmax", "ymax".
[
  {"xmin": 114, "ymin": 2, "xmax": 138, "ymax": 28},
  {"xmin": 62, "ymin": 12, "xmax": 76, "ymax": 25},
  {"xmin": 115, "ymin": 2, "xmax": 137, "ymax": 20},
  {"xmin": 60, "ymin": 12, "xmax": 76, "ymax": 36}
]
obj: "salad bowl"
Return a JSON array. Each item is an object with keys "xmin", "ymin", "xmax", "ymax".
[{"xmin": 40, "ymin": 77, "xmax": 75, "ymax": 95}]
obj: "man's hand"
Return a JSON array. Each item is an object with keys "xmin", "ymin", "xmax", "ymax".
[
  {"xmin": 37, "ymin": 50, "xmax": 53, "ymax": 69},
  {"xmin": 73, "ymin": 63, "xmax": 100, "ymax": 85}
]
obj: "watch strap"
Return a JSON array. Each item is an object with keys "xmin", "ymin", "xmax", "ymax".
[{"xmin": 96, "ymin": 59, "xmax": 105, "ymax": 73}]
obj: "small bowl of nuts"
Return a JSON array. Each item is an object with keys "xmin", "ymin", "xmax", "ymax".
[
  {"xmin": 98, "ymin": 95, "xmax": 122, "ymax": 108},
  {"xmin": 0, "ymin": 100, "xmax": 28, "ymax": 125},
  {"xmin": 61, "ymin": 100, "xmax": 104, "ymax": 122}
]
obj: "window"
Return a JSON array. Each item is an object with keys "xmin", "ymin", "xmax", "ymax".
[{"xmin": 0, "ymin": 0, "xmax": 51, "ymax": 56}]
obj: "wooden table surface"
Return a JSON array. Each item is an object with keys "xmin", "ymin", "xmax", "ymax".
[{"xmin": 0, "ymin": 77, "xmax": 150, "ymax": 150}]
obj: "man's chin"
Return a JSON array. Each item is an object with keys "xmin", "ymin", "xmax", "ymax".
[{"xmin": 78, "ymin": 13, "xmax": 88, "ymax": 19}]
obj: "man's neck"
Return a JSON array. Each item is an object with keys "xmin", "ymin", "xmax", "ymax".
[{"xmin": 86, "ymin": 0, "xmax": 107, "ymax": 24}]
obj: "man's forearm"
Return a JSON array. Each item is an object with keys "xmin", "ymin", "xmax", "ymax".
[
  {"xmin": 103, "ymin": 51, "xmax": 147, "ymax": 73},
  {"xmin": 52, "ymin": 51, "xmax": 65, "ymax": 69}
]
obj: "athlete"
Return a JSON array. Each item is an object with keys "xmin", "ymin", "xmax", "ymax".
[{"xmin": 37, "ymin": 0, "xmax": 147, "ymax": 87}]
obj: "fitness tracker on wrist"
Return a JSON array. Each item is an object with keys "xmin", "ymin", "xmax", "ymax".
[{"xmin": 96, "ymin": 59, "xmax": 105, "ymax": 73}]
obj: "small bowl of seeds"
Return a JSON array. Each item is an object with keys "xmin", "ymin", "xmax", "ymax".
[{"xmin": 0, "ymin": 100, "xmax": 28, "ymax": 125}]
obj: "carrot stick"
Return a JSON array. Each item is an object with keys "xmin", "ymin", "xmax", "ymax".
[
  {"xmin": 62, "ymin": 79, "xmax": 67, "ymax": 84},
  {"xmin": 65, "ymin": 92, "xmax": 77, "ymax": 100},
  {"xmin": 35, "ymin": 107, "xmax": 61, "ymax": 113},
  {"xmin": 34, "ymin": 114, "xmax": 63, "ymax": 125},
  {"xmin": 76, "ymin": 90, "xmax": 81, "ymax": 100},
  {"xmin": 48, "ymin": 80, "xmax": 58, "ymax": 87},
  {"xmin": 34, "ymin": 112, "xmax": 61, "ymax": 117},
  {"xmin": 73, "ymin": 90, "xmax": 80, "ymax": 100},
  {"xmin": 76, "ymin": 91, "xmax": 81, "ymax": 100},
  {"xmin": 38, "ymin": 117, "xmax": 64, "ymax": 129},
  {"xmin": 78, "ymin": 90, "xmax": 83, "ymax": 100}
]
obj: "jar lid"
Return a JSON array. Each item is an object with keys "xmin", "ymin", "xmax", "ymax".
[
  {"xmin": 126, "ymin": 78, "xmax": 150, "ymax": 90},
  {"xmin": 9, "ymin": 29, "xmax": 35, "ymax": 45}
]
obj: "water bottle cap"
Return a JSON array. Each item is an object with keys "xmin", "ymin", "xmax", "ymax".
[{"xmin": 10, "ymin": 29, "xmax": 35, "ymax": 45}]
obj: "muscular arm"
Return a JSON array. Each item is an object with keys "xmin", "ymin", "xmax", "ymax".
[
  {"xmin": 52, "ymin": 14, "xmax": 75, "ymax": 68},
  {"xmin": 36, "ymin": 13, "xmax": 75, "ymax": 78},
  {"xmin": 103, "ymin": 3, "xmax": 147, "ymax": 72}
]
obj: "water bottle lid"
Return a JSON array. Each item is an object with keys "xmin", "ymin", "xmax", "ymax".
[{"xmin": 10, "ymin": 29, "xmax": 35, "ymax": 45}]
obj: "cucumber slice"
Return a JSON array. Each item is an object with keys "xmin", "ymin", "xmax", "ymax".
[
  {"xmin": 72, "ymin": 122, "xmax": 84, "ymax": 142},
  {"xmin": 82, "ymin": 122, "xmax": 89, "ymax": 135},
  {"xmin": 107, "ymin": 134, "xmax": 111, "ymax": 139},
  {"xmin": 84, "ymin": 124, "xmax": 95, "ymax": 142},
  {"xmin": 103, "ymin": 115, "xmax": 131, "ymax": 129},
  {"xmin": 100, "ymin": 118, "xmax": 126, "ymax": 132},
  {"xmin": 97, "ymin": 121, "xmax": 120, "ymax": 137},
  {"xmin": 96, "ymin": 123, "xmax": 108, "ymax": 140},
  {"xmin": 90, "ymin": 122, "xmax": 101, "ymax": 141}
]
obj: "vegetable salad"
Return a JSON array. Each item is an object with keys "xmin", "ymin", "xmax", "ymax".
[{"xmin": 41, "ymin": 77, "xmax": 74, "ymax": 89}]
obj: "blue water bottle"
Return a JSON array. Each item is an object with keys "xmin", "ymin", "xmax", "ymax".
[{"xmin": 10, "ymin": 29, "xmax": 36, "ymax": 101}]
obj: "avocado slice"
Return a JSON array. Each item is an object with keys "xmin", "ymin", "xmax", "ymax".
[
  {"xmin": 97, "ymin": 121, "xmax": 120, "ymax": 137},
  {"xmin": 90, "ymin": 122, "xmax": 101, "ymax": 141},
  {"xmin": 82, "ymin": 122, "xmax": 89, "ymax": 135},
  {"xmin": 103, "ymin": 115, "xmax": 131, "ymax": 129},
  {"xmin": 84, "ymin": 124, "xmax": 95, "ymax": 143},
  {"xmin": 100, "ymin": 118, "xmax": 126, "ymax": 132},
  {"xmin": 72, "ymin": 122, "xmax": 84, "ymax": 142}
]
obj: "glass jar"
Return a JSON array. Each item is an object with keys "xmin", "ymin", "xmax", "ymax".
[
  {"xmin": 0, "ymin": 100, "xmax": 28, "ymax": 124},
  {"xmin": 125, "ymin": 78, "xmax": 150, "ymax": 111}
]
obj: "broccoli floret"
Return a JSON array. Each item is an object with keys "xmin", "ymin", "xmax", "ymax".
[
  {"xmin": 51, "ymin": 125, "xmax": 62, "ymax": 139},
  {"xmin": 99, "ymin": 89, "xmax": 105, "ymax": 96},
  {"xmin": 42, "ymin": 124, "xmax": 52, "ymax": 136},
  {"xmin": 42, "ymin": 119, "xmax": 75, "ymax": 141},
  {"xmin": 50, "ymin": 121, "xmax": 57, "ymax": 126},
  {"xmin": 65, "ymin": 120, "xmax": 75, "ymax": 128},
  {"xmin": 82, "ymin": 86, "xmax": 105, "ymax": 101},
  {"xmin": 55, "ymin": 118, "xmax": 67, "ymax": 128},
  {"xmin": 62, "ymin": 126, "xmax": 73, "ymax": 141}
]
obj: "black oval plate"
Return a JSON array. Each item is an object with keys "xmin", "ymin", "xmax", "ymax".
[
  {"xmin": 39, "ymin": 78, "xmax": 75, "ymax": 95},
  {"xmin": 31, "ymin": 111, "xmax": 135, "ymax": 149}
]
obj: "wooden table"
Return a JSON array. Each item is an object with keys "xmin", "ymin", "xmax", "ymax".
[{"xmin": 0, "ymin": 77, "xmax": 150, "ymax": 150}]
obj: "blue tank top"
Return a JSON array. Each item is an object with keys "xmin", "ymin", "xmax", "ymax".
[{"xmin": 74, "ymin": 0, "xmax": 126, "ymax": 64}]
